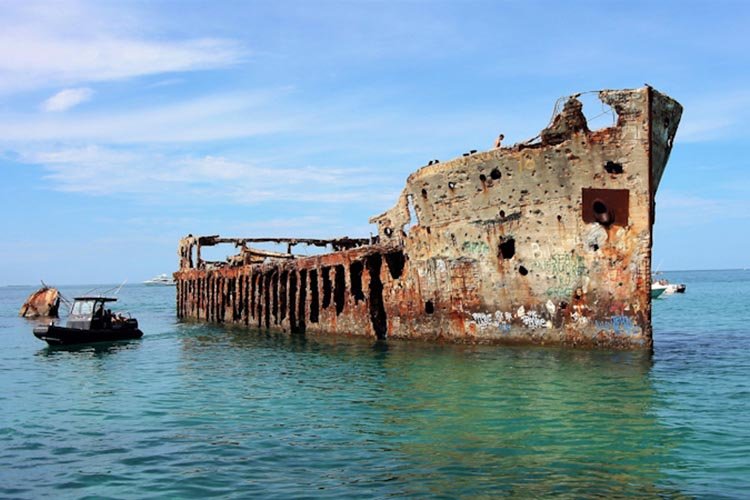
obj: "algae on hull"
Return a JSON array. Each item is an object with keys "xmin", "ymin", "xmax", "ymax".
[{"xmin": 174, "ymin": 87, "xmax": 682, "ymax": 350}]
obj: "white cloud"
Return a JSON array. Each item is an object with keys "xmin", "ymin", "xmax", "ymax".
[
  {"xmin": 656, "ymin": 190, "xmax": 750, "ymax": 227},
  {"xmin": 0, "ymin": 35, "xmax": 244, "ymax": 91},
  {"xmin": 0, "ymin": 90, "xmax": 296, "ymax": 143},
  {"xmin": 20, "ymin": 146, "xmax": 396, "ymax": 207},
  {"xmin": 41, "ymin": 87, "xmax": 93, "ymax": 112},
  {"xmin": 0, "ymin": 2, "xmax": 246, "ymax": 94}
]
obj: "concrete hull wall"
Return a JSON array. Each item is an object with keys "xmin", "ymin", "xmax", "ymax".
[{"xmin": 174, "ymin": 87, "xmax": 682, "ymax": 350}]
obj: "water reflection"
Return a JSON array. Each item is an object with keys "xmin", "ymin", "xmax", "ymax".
[
  {"xmin": 375, "ymin": 346, "xmax": 679, "ymax": 496},
  {"xmin": 175, "ymin": 325, "xmax": 683, "ymax": 496},
  {"xmin": 35, "ymin": 339, "xmax": 142, "ymax": 358}
]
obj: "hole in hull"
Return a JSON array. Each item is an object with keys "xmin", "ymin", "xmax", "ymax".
[
  {"xmin": 297, "ymin": 269, "xmax": 307, "ymax": 334},
  {"xmin": 334, "ymin": 265, "xmax": 346, "ymax": 316},
  {"xmin": 289, "ymin": 271, "xmax": 298, "ymax": 332},
  {"xmin": 280, "ymin": 271, "xmax": 288, "ymax": 322},
  {"xmin": 366, "ymin": 254, "xmax": 387, "ymax": 340},
  {"xmin": 350, "ymin": 261, "xmax": 365, "ymax": 302},
  {"xmin": 499, "ymin": 237, "xmax": 515, "ymax": 259},
  {"xmin": 604, "ymin": 161, "xmax": 623, "ymax": 174},
  {"xmin": 321, "ymin": 267, "xmax": 332, "ymax": 309},
  {"xmin": 310, "ymin": 269, "xmax": 319, "ymax": 323},
  {"xmin": 385, "ymin": 251, "xmax": 405, "ymax": 279}
]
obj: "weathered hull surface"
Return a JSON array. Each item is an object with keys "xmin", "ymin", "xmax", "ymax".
[
  {"xmin": 20, "ymin": 287, "xmax": 60, "ymax": 318},
  {"xmin": 175, "ymin": 87, "xmax": 682, "ymax": 350}
]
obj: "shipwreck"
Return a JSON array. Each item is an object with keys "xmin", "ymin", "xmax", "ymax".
[
  {"xmin": 174, "ymin": 86, "xmax": 682, "ymax": 350},
  {"xmin": 20, "ymin": 285, "xmax": 60, "ymax": 318}
]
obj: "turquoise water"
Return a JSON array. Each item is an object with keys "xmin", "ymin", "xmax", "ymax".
[{"xmin": 1, "ymin": 270, "xmax": 748, "ymax": 498}]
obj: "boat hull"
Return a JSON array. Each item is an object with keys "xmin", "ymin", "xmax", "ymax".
[{"xmin": 33, "ymin": 324, "xmax": 143, "ymax": 346}]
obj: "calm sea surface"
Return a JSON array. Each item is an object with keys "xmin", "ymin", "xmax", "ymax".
[{"xmin": 1, "ymin": 270, "xmax": 749, "ymax": 498}]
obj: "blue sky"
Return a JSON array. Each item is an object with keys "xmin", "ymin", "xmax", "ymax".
[{"xmin": 1, "ymin": 0, "xmax": 748, "ymax": 285}]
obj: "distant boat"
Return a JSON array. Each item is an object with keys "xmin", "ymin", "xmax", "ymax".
[
  {"xmin": 663, "ymin": 282, "xmax": 686, "ymax": 295},
  {"xmin": 651, "ymin": 282, "xmax": 668, "ymax": 299},
  {"xmin": 654, "ymin": 278, "xmax": 686, "ymax": 296},
  {"xmin": 143, "ymin": 273, "xmax": 175, "ymax": 286}
]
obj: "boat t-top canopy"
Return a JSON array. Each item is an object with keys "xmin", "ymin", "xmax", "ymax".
[{"xmin": 73, "ymin": 296, "xmax": 118, "ymax": 302}]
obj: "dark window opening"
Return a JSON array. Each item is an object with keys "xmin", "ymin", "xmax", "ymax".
[
  {"xmin": 604, "ymin": 161, "xmax": 624, "ymax": 174},
  {"xmin": 218, "ymin": 277, "xmax": 223, "ymax": 323},
  {"xmin": 557, "ymin": 214, "xmax": 562, "ymax": 222},
  {"xmin": 366, "ymin": 254, "xmax": 387, "ymax": 340},
  {"xmin": 231, "ymin": 278, "xmax": 239, "ymax": 321},
  {"xmin": 350, "ymin": 261, "xmax": 365, "ymax": 302},
  {"xmin": 289, "ymin": 271, "xmax": 298, "ymax": 332},
  {"xmin": 222, "ymin": 278, "xmax": 227, "ymax": 323},
  {"xmin": 321, "ymin": 267, "xmax": 332, "ymax": 309},
  {"xmin": 218, "ymin": 278, "xmax": 223, "ymax": 322},
  {"xmin": 297, "ymin": 269, "xmax": 307, "ymax": 334},
  {"xmin": 272, "ymin": 271, "xmax": 279, "ymax": 325},
  {"xmin": 479, "ymin": 174, "xmax": 487, "ymax": 182},
  {"xmin": 490, "ymin": 168, "xmax": 501, "ymax": 180},
  {"xmin": 519, "ymin": 266, "xmax": 529, "ymax": 276},
  {"xmin": 264, "ymin": 272, "xmax": 271, "ymax": 329},
  {"xmin": 421, "ymin": 188, "xmax": 428, "ymax": 199},
  {"xmin": 250, "ymin": 272, "xmax": 257, "ymax": 319},
  {"xmin": 384, "ymin": 227, "xmax": 393, "ymax": 237},
  {"xmin": 280, "ymin": 271, "xmax": 288, "ymax": 321},
  {"xmin": 498, "ymin": 237, "xmax": 515, "ymax": 259},
  {"xmin": 244, "ymin": 275, "xmax": 250, "ymax": 325},
  {"xmin": 216, "ymin": 278, "xmax": 227, "ymax": 323},
  {"xmin": 425, "ymin": 300, "xmax": 435, "ymax": 314},
  {"xmin": 385, "ymin": 251, "xmax": 405, "ymax": 280},
  {"xmin": 256, "ymin": 274, "xmax": 263, "ymax": 328},
  {"xmin": 310, "ymin": 269, "xmax": 319, "ymax": 323},
  {"xmin": 334, "ymin": 265, "xmax": 346, "ymax": 315},
  {"xmin": 499, "ymin": 210, "xmax": 505, "ymax": 218},
  {"xmin": 211, "ymin": 277, "xmax": 217, "ymax": 322},
  {"xmin": 236, "ymin": 277, "xmax": 243, "ymax": 321},
  {"xmin": 448, "ymin": 181, "xmax": 456, "ymax": 189}
]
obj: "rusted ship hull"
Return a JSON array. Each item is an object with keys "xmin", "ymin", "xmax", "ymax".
[{"xmin": 175, "ymin": 87, "xmax": 681, "ymax": 350}]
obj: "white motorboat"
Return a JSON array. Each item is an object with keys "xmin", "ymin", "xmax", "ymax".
[
  {"xmin": 654, "ymin": 278, "xmax": 686, "ymax": 296},
  {"xmin": 651, "ymin": 282, "xmax": 668, "ymax": 299},
  {"xmin": 143, "ymin": 273, "xmax": 175, "ymax": 286}
]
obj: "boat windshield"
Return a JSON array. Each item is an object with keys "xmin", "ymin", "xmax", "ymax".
[{"xmin": 71, "ymin": 300, "xmax": 95, "ymax": 316}]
